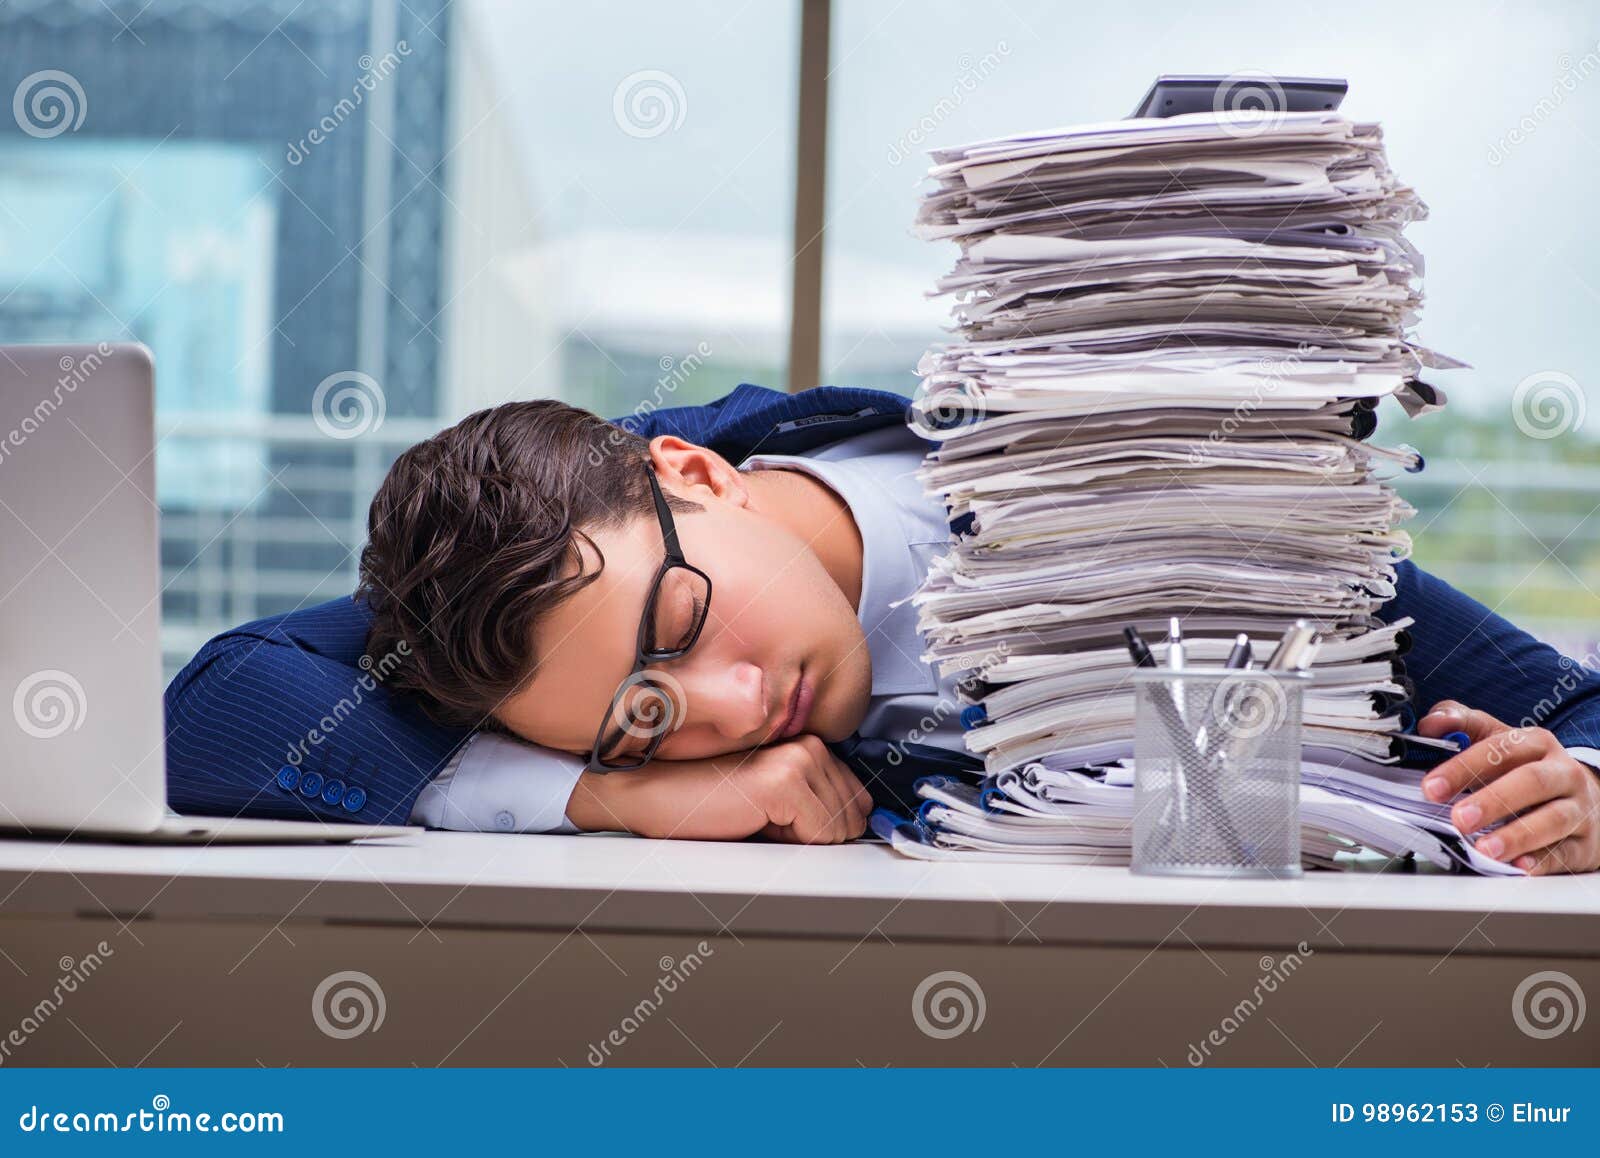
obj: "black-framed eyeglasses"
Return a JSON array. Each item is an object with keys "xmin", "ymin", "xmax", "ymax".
[{"xmin": 586, "ymin": 465, "xmax": 713, "ymax": 772}]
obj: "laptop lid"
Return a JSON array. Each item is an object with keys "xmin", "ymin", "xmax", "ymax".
[{"xmin": 0, "ymin": 342, "xmax": 166, "ymax": 834}]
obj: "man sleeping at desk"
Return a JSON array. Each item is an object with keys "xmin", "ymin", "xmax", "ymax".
[{"xmin": 163, "ymin": 385, "xmax": 1600, "ymax": 874}]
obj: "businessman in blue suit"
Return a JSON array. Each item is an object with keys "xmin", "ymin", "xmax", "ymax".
[{"xmin": 164, "ymin": 384, "xmax": 1600, "ymax": 873}]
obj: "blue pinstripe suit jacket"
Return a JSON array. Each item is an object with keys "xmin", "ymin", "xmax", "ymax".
[{"xmin": 163, "ymin": 383, "xmax": 1600, "ymax": 824}]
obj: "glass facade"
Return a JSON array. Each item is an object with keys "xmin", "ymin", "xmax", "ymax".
[
  {"xmin": 1, "ymin": 0, "xmax": 802, "ymax": 675},
  {"xmin": 0, "ymin": 0, "xmax": 449, "ymax": 675}
]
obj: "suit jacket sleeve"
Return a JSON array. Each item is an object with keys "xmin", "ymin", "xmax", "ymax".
[
  {"xmin": 163, "ymin": 596, "xmax": 470, "ymax": 825},
  {"xmin": 1378, "ymin": 560, "xmax": 1600, "ymax": 751}
]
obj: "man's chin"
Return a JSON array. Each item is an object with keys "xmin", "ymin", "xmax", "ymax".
[
  {"xmin": 811, "ymin": 667, "xmax": 873, "ymax": 742},
  {"xmin": 809, "ymin": 718, "xmax": 856, "ymax": 744}
]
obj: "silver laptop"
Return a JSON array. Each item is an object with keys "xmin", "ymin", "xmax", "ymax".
[{"xmin": 0, "ymin": 342, "xmax": 411, "ymax": 843}]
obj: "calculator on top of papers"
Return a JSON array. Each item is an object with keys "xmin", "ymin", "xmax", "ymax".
[{"xmin": 1131, "ymin": 74, "xmax": 1348, "ymax": 119}]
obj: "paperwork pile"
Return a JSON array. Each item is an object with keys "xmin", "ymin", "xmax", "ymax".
[
  {"xmin": 883, "ymin": 763, "xmax": 1518, "ymax": 875},
  {"xmin": 895, "ymin": 108, "xmax": 1494, "ymax": 871}
]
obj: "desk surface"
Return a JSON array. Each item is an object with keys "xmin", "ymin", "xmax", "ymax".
[{"xmin": 1, "ymin": 831, "xmax": 1597, "ymax": 955}]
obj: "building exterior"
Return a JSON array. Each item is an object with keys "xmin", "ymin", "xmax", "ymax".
[{"xmin": 1, "ymin": 0, "xmax": 452, "ymax": 672}]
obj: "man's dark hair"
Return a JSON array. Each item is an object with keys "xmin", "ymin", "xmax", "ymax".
[{"xmin": 359, "ymin": 399, "xmax": 701, "ymax": 729}]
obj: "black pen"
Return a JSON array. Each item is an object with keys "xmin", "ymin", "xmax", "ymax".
[
  {"xmin": 1122, "ymin": 625, "xmax": 1157, "ymax": 668},
  {"xmin": 1224, "ymin": 633, "xmax": 1252, "ymax": 670}
]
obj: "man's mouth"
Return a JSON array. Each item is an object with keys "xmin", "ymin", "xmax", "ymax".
[{"xmin": 776, "ymin": 670, "xmax": 815, "ymax": 739}]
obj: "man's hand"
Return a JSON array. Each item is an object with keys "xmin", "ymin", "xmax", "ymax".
[
  {"xmin": 564, "ymin": 734, "xmax": 872, "ymax": 844},
  {"xmin": 1418, "ymin": 700, "xmax": 1600, "ymax": 875}
]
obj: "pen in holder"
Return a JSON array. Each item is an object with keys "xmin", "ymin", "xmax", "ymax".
[{"xmin": 1131, "ymin": 669, "xmax": 1310, "ymax": 878}]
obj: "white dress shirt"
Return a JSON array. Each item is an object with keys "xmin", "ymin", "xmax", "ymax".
[{"xmin": 410, "ymin": 423, "xmax": 968, "ymax": 833}]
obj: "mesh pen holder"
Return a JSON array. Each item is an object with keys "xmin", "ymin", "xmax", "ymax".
[{"xmin": 1131, "ymin": 669, "xmax": 1310, "ymax": 878}]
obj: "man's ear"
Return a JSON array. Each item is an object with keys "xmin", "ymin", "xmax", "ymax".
[{"xmin": 648, "ymin": 435, "xmax": 750, "ymax": 507}]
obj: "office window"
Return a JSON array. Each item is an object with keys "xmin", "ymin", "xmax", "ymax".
[
  {"xmin": 1, "ymin": 0, "xmax": 453, "ymax": 673},
  {"xmin": 0, "ymin": 140, "xmax": 276, "ymax": 509},
  {"xmin": 0, "ymin": 0, "xmax": 799, "ymax": 675},
  {"xmin": 462, "ymin": 0, "xmax": 800, "ymax": 419},
  {"xmin": 823, "ymin": 0, "xmax": 1600, "ymax": 645},
  {"xmin": 7, "ymin": 0, "xmax": 1595, "ymax": 674}
]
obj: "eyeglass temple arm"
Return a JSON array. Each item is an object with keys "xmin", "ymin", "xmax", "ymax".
[{"xmin": 647, "ymin": 469, "xmax": 685, "ymax": 561}]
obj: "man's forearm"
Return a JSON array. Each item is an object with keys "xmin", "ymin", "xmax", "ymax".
[
  {"xmin": 565, "ymin": 769, "xmax": 641, "ymax": 833},
  {"xmin": 1382, "ymin": 561, "xmax": 1600, "ymax": 744},
  {"xmin": 565, "ymin": 738, "xmax": 872, "ymax": 844},
  {"xmin": 565, "ymin": 758, "xmax": 766, "ymax": 839}
]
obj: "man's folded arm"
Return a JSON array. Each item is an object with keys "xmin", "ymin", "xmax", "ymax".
[
  {"xmin": 1379, "ymin": 560, "xmax": 1600, "ymax": 762},
  {"xmin": 164, "ymin": 598, "xmax": 471, "ymax": 825},
  {"xmin": 411, "ymin": 732, "xmax": 587, "ymax": 834},
  {"xmin": 416, "ymin": 734, "xmax": 879, "ymax": 842}
]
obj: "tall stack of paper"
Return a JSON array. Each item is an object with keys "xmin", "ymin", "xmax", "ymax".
[{"xmin": 898, "ymin": 108, "xmax": 1480, "ymax": 870}]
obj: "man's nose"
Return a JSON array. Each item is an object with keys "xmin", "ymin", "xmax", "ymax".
[{"xmin": 673, "ymin": 657, "xmax": 768, "ymax": 742}]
